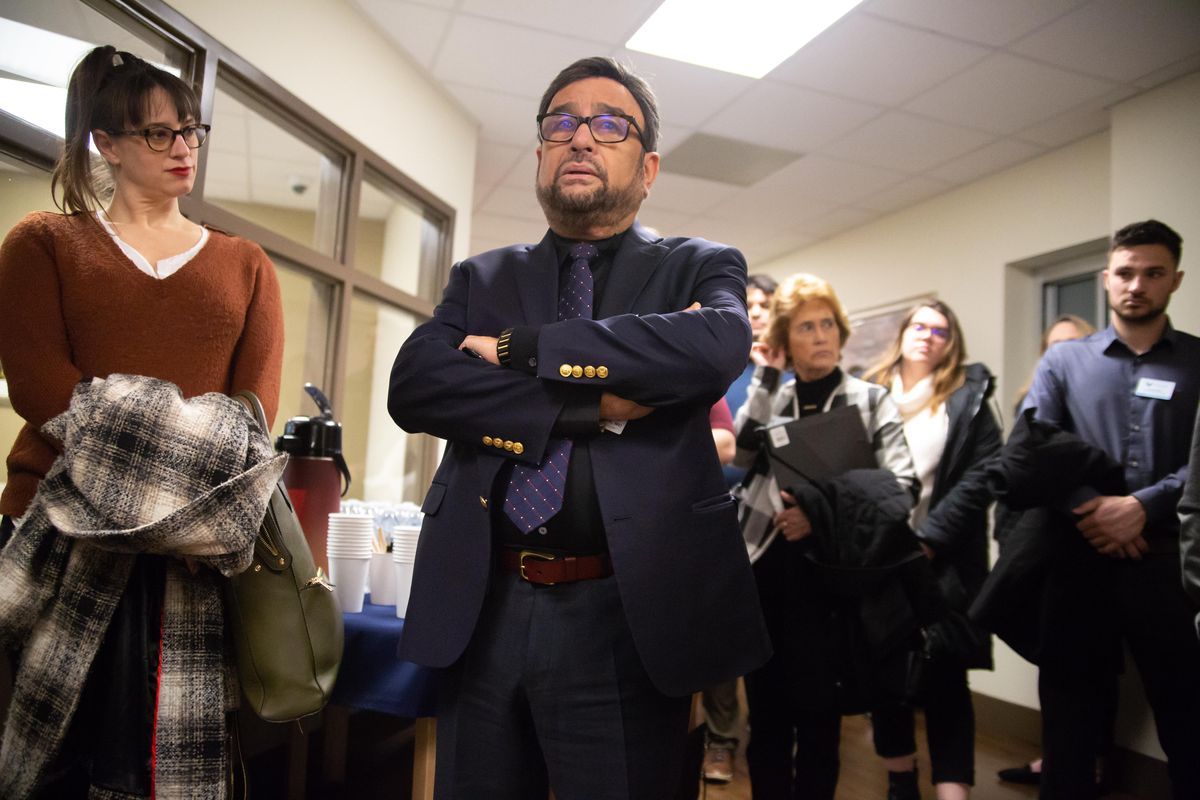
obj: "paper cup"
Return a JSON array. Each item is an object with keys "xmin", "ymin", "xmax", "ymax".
[
  {"xmin": 368, "ymin": 551, "xmax": 396, "ymax": 605},
  {"xmin": 328, "ymin": 555, "xmax": 369, "ymax": 613}
]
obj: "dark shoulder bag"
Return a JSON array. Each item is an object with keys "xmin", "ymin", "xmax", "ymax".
[{"xmin": 226, "ymin": 391, "xmax": 344, "ymax": 722}]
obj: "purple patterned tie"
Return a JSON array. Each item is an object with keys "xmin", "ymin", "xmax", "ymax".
[{"xmin": 503, "ymin": 242, "xmax": 597, "ymax": 533}]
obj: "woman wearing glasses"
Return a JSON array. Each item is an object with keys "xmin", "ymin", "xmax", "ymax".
[
  {"xmin": 0, "ymin": 46, "xmax": 282, "ymax": 797},
  {"xmin": 733, "ymin": 273, "xmax": 920, "ymax": 799},
  {"xmin": 863, "ymin": 302, "xmax": 1002, "ymax": 800}
]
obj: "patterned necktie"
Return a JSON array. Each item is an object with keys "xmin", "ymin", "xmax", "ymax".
[{"xmin": 503, "ymin": 242, "xmax": 598, "ymax": 533}]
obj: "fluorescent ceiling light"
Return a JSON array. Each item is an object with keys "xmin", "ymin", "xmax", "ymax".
[{"xmin": 627, "ymin": 0, "xmax": 866, "ymax": 79}]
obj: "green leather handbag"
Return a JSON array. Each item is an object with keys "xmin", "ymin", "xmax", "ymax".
[{"xmin": 226, "ymin": 391, "xmax": 344, "ymax": 722}]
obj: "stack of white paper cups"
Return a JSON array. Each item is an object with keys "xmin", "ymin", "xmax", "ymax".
[
  {"xmin": 327, "ymin": 512, "xmax": 374, "ymax": 613},
  {"xmin": 392, "ymin": 524, "xmax": 421, "ymax": 618}
]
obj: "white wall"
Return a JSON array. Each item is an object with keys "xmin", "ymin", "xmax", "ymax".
[
  {"xmin": 167, "ymin": 0, "xmax": 478, "ymax": 263},
  {"xmin": 759, "ymin": 71, "xmax": 1200, "ymax": 757}
]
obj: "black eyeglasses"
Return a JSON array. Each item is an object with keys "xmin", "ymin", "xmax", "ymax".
[
  {"xmin": 537, "ymin": 113, "xmax": 642, "ymax": 145},
  {"xmin": 108, "ymin": 124, "xmax": 211, "ymax": 151},
  {"xmin": 908, "ymin": 322, "xmax": 950, "ymax": 340}
]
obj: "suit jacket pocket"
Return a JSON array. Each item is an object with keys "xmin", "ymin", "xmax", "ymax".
[
  {"xmin": 421, "ymin": 482, "xmax": 447, "ymax": 516},
  {"xmin": 691, "ymin": 491, "xmax": 735, "ymax": 514}
]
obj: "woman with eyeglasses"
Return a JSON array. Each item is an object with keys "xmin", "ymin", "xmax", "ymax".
[
  {"xmin": 0, "ymin": 45, "xmax": 282, "ymax": 797},
  {"xmin": 733, "ymin": 274, "xmax": 921, "ymax": 800},
  {"xmin": 863, "ymin": 302, "xmax": 1002, "ymax": 800}
]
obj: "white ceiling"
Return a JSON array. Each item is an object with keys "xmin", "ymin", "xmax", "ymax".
[{"xmin": 350, "ymin": 0, "xmax": 1200, "ymax": 265}]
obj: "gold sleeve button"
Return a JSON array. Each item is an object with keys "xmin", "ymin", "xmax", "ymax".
[
  {"xmin": 513, "ymin": 442, "xmax": 524, "ymax": 455},
  {"xmin": 583, "ymin": 366, "xmax": 596, "ymax": 378},
  {"xmin": 596, "ymin": 366, "xmax": 609, "ymax": 379},
  {"xmin": 493, "ymin": 439, "xmax": 504, "ymax": 449},
  {"xmin": 482, "ymin": 435, "xmax": 493, "ymax": 446},
  {"xmin": 503, "ymin": 440, "xmax": 514, "ymax": 450},
  {"xmin": 571, "ymin": 365, "xmax": 583, "ymax": 378},
  {"xmin": 479, "ymin": 496, "xmax": 488, "ymax": 509},
  {"xmin": 559, "ymin": 364, "xmax": 572, "ymax": 377}
]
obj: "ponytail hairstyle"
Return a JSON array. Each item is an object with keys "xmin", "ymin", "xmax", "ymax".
[
  {"xmin": 51, "ymin": 45, "xmax": 202, "ymax": 214},
  {"xmin": 864, "ymin": 300, "xmax": 967, "ymax": 414}
]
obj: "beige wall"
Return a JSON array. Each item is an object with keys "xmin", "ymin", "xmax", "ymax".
[
  {"xmin": 759, "ymin": 71, "xmax": 1200, "ymax": 757},
  {"xmin": 168, "ymin": 0, "xmax": 477, "ymax": 264}
]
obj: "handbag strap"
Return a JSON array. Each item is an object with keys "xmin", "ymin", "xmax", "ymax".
[
  {"xmin": 231, "ymin": 390, "xmax": 294, "ymax": 573},
  {"xmin": 232, "ymin": 390, "xmax": 270, "ymax": 433}
]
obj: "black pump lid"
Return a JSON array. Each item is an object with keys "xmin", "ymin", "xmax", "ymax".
[{"xmin": 275, "ymin": 384, "xmax": 352, "ymax": 495}]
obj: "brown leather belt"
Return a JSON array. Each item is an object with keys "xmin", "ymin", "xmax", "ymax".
[{"xmin": 499, "ymin": 549, "xmax": 613, "ymax": 586}]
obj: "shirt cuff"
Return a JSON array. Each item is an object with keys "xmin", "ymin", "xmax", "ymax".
[
  {"xmin": 553, "ymin": 391, "xmax": 601, "ymax": 438},
  {"xmin": 506, "ymin": 326, "xmax": 541, "ymax": 374},
  {"xmin": 758, "ymin": 365, "xmax": 781, "ymax": 392},
  {"xmin": 1132, "ymin": 486, "xmax": 1172, "ymax": 529}
]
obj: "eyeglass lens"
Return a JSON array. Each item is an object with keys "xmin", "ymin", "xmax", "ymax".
[
  {"xmin": 539, "ymin": 114, "xmax": 630, "ymax": 143},
  {"xmin": 145, "ymin": 125, "xmax": 208, "ymax": 151}
]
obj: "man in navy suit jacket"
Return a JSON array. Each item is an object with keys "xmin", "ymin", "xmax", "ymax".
[{"xmin": 388, "ymin": 56, "xmax": 771, "ymax": 799}]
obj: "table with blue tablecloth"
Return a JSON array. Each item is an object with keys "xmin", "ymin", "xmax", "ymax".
[{"xmin": 324, "ymin": 599, "xmax": 438, "ymax": 800}]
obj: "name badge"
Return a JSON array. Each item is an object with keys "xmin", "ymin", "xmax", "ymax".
[
  {"xmin": 769, "ymin": 426, "xmax": 790, "ymax": 448},
  {"xmin": 1135, "ymin": 377, "xmax": 1175, "ymax": 400}
]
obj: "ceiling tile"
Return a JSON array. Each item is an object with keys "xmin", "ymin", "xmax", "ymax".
[
  {"xmin": 476, "ymin": 184, "xmax": 545, "ymax": 222},
  {"xmin": 352, "ymin": 0, "xmax": 452, "ymax": 69},
  {"xmin": 702, "ymin": 80, "xmax": 881, "ymax": 153},
  {"xmin": 770, "ymin": 14, "xmax": 988, "ymax": 106},
  {"xmin": 443, "ymin": 82, "xmax": 536, "ymax": 146},
  {"xmin": 433, "ymin": 15, "xmax": 602, "ymax": 97},
  {"xmin": 795, "ymin": 206, "xmax": 881, "ymax": 240},
  {"xmin": 904, "ymin": 53, "xmax": 1117, "ymax": 135},
  {"xmin": 473, "ymin": 140, "xmax": 527, "ymax": 189},
  {"xmin": 663, "ymin": 133, "xmax": 804, "ymax": 187},
  {"xmin": 1134, "ymin": 52, "xmax": 1200, "ymax": 89},
  {"xmin": 818, "ymin": 111, "xmax": 995, "ymax": 172},
  {"xmin": 927, "ymin": 138, "xmax": 1046, "ymax": 184},
  {"xmin": 1012, "ymin": 86, "xmax": 1135, "ymax": 146},
  {"xmin": 1010, "ymin": 0, "xmax": 1200, "ymax": 83},
  {"xmin": 864, "ymin": 0, "xmax": 1087, "ymax": 47},
  {"xmin": 644, "ymin": 172, "xmax": 737, "ymax": 215},
  {"xmin": 614, "ymin": 49, "xmax": 756, "ymax": 128},
  {"xmin": 470, "ymin": 211, "xmax": 547, "ymax": 244},
  {"xmin": 458, "ymin": 0, "xmax": 660, "ymax": 44},
  {"xmin": 853, "ymin": 175, "xmax": 953, "ymax": 213},
  {"xmin": 636, "ymin": 208, "xmax": 696, "ymax": 239},
  {"xmin": 500, "ymin": 150, "xmax": 537, "ymax": 189}
]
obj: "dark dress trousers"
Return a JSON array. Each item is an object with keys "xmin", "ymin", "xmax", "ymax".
[{"xmin": 388, "ymin": 222, "xmax": 772, "ymax": 699}]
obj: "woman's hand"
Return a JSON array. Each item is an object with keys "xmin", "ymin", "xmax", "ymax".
[
  {"xmin": 750, "ymin": 341, "xmax": 787, "ymax": 371},
  {"xmin": 774, "ymin": 490, "xmax": 812, "ymax": 541}
]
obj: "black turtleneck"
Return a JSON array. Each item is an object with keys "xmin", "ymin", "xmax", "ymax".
[{"xmin": 792, "ymin": 367, "xmax": 843, "ymax": 418}]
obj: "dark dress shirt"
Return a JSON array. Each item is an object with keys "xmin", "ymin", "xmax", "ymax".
[
  {"xmin": 1021, "ymin": 322, "xmax": 1200, "ymax": 539},
  {"xmin": 495, "ymin": 230, "xmax": 629, "ymax": 555}
]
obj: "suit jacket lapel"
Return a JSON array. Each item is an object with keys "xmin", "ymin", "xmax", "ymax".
[
  {"xmin": 596, "ymin": 221, "xmax": 669, "ymax": 318},
  {"xmin": 513, "ymin": 230, "xmax": 559, "ymax": 324}
]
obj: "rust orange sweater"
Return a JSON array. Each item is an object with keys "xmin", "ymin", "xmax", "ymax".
[{"xmin": 0, "ymin": 211, "xmax": 284, "ymax": 516}]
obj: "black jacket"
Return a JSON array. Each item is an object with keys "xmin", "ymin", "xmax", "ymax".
[
  {"xmin": 917, "ymin": 362, "xmax": 1003, "ymax": 668},
  {"xmin": 783, "ymin": 468, "xmax": 942, "ymax": 715},
  {"xmin": 969, "ymin": 410, "xmax": 1127, "ymax": 669}
]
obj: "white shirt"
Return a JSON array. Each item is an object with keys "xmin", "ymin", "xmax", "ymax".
[
  {"xmin": 96, "ymin": 212, "xmax": 209, "ymax": 279},
  {"xmin": 891, "ymin": 374, "xmax": 949, "ymax": 531}
]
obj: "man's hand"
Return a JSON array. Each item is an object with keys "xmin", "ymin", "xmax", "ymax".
[
  {"xmin": 459, "ymin": 335, "xmax": 499, "ymax": 365},
  {"xmin": 1074, "ymin": 495, "xmax": 1149, "ymax": 559},
  {"xmin": 774, "ymin": 490, "xmax": 813, "ymax": 542},
  {"xmin": 599, "ymin": 392, "xmax": 653, "ymax": 422},
  {"xmin": 750, "ymin": 341, "xmax": 787, "ymax": 370}
]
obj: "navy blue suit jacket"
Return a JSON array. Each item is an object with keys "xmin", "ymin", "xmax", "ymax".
[{"xmin": 388, "ymin": 222, "xmax": 771, "ymax": 696}]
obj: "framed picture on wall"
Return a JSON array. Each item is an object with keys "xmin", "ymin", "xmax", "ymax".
[{"xmin": 842, "ymin": 294, "xmax": 935, "ymax": 378}]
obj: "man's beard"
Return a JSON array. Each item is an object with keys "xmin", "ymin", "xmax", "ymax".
[
  {"xmin": 537, "ymin": 156, "xmax": 645, "ymax": 232},
  {"xmin": 1113, "ymin": 296, "xmax": 1167, "ymax": 325}
]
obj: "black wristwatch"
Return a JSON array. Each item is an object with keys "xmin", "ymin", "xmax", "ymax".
[{"xmin": 496, "ymin": 328, "xmax": 513, "ymax": 367}]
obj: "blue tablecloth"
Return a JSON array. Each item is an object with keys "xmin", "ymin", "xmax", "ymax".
[{"xmin": 329, "ymin": 599, "xmax": 438, "ymax": 717}]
